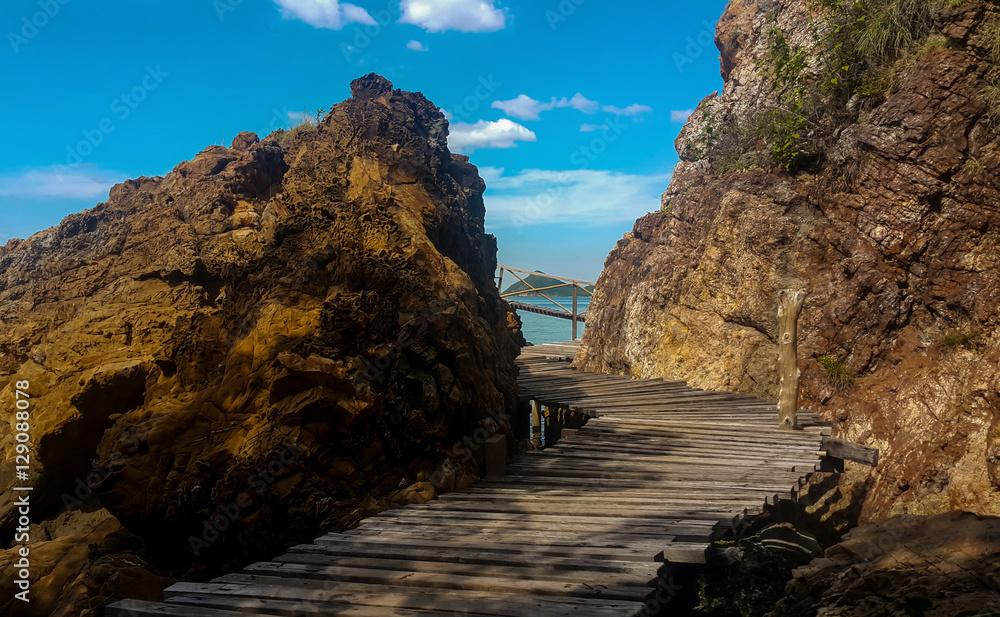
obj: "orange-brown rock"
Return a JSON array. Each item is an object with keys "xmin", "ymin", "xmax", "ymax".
[
  {"xmin": 0, "ymin": 73, "xmax": 520, "ymax": 614},
  {"xmin": 0, "ymin": 509, "xmax": 170, "ymax": 617},
  {"xmin": 578, "ymin": 0, "xmax": 1000, "ymax": 520},
  {"xmin": 771, "ymin": 512, "xmax": 1000, "ymax": 616}
]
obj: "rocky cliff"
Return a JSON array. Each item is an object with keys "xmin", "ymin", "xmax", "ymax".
[
  {"xmin": 0, "ymin": 74, "xmax": 521, "ymax": 615},
  {"xmin": 579, "ymin": 0, "xmax": 1000, "ymax": 521}
]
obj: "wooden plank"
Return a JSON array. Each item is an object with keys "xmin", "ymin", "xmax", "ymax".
[
  {"xmin": 344, "ymin": 527, "xmax": 708, "ymax": 550},
  {"xmin": 336, "ymin": 529, "xmax": 669, "ymax": 553},
  {"xmin": 370, "ymin": 507, "xmax": 730, "ymax": 529},
  {"xmin": 550, "ymin": 392, "xmax": 760, "ymax": 407},
  {"xmin": 528, "ymin": 444, "xmax": 825, "ymax": 465},
  {"xmin": 435, "ymin": 493, "xmax": 785, "ymax": 512},
  {"xmin": 439, "ymin": 489, "xmax": 787, "ymax": 504},
  {"xmin": 288, "ymin": 543, "xmax": 659, "ymax": 575},
  {"xmin": 466, "ymin": 482, "xmax": 798, "ymax": 496},
  {"xmin": 551, "ymin": 436, "xmax": 822, "ymax": 457},
  {"xmin": 506, "ymin": 459, "xmax": 801, "ymax": 478},
  {"xmin": 313, "ymin": 534, "xmax": 666, "ymax": 562},
  {"xmin": 358, "ymin": 513, "xmax": 712, "ymax": 535},
  {"xmin": 105, "ymin": 600, "xmax": 261, "ymax": 617},
  {"xmin": 348, "ymin": 526, "xmax": 712, "ymax": 548},
  {"xmin": 269, "ymin": 551, "xmax": 659, "ymax": 586},
  {"xmin": 519, "ymin": 380, "xmax": 689, "ymax": 395},
  {"xmin": 405, "ymin": 503, "xmax": 748, "ymax": 523},
  {"xmin": 581, "ymin": 420, "xmax": 826, "ymax": 442},
  {"xmin": 164, "ymin": 594, "xmax": 477, "ymax": 616},
  {"xmin": 525, "ymin": 446, "xmax": 821, "ymax": 465},
  {"xmin": 660, "ymin": 542, "xmax": 710, "ymax": 564},
  {"xmin": 168, "ymin": 578, "xmax": 642, "ymax": 617},
  {"xmin": 821, "ymin": 437, "xmax": 879, "ymax": 466},
  {"xmin": 239, "ymin": 561, "xmax": 654, "ymax": 601},
  {"xmin": 487, "ymin": 472, "xmax": 798, "ymax": 491}
]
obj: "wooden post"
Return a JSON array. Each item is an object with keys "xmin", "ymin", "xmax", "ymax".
[
  {"xmin": 571, "ymin": 285, "xmax": 579, "ymax": 341},
  {"xmin": 530, "ymin": 400, "xmax": 541, "ymax": 448},
  {"xmin": 777, "ymin": 289, "xmax": 807, "ymax": 429},
  {"xmin": 484, "ymin": 434, "xmax": 507, "ymax": 478},
  {"xmin": 540, "ymin": 405, "xmax": 548, "ymax": 447}
]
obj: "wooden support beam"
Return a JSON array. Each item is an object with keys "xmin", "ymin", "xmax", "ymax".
[
  {"xmin": 530, "ymin": 400, "xmax": 542, "ymax": 449},
  {"xmin": 571, "ymin": 285, "xmax": 579, "ymax": 341},
  {"xmin": 822, "ymin": 437, "xmax": 879, "ymax": 466},
  {"xmin": 777, "ymin": 290, "xmax": 807, "ymax": 429},
  {"xmin": 484, "ymin": 434, "xmax": 507, "ymax": 478}
]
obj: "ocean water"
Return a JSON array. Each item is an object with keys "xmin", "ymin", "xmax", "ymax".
[{"xmin": 512, "ymin": 296, "xmax": 590, "ymax": 345}]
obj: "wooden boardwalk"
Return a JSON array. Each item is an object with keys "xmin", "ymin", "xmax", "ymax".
[
  {"xmin": 507, "ymin": 300, "xmax": 586, "ymax": 322},
  {"xmin": 109, "ymin": 342, "xmax": 830, "ymax": 617}
]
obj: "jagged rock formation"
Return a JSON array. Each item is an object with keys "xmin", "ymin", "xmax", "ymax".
[
  {"xmin": 0, "ymin": 74, "xmax": 521, "ymax": 615},
  {"xmin": 579, "ymin": 0, "xmax": 1000, "ymax": 520}
]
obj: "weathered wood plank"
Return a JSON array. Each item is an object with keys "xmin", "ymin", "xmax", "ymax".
[
  {"xmin": 106, "ymin": 600, "xmax": 260, "ymax": 617},
  {"xmin": 269, "ymin": 551, "xmax": 660, "ymax": 586},
  {"xmin": 165, "ymin": 594, "xmax": 479, "ymax": 616},
  {"xmin": 239, "ymin": 561, "xmax": 654, "ymax": 601},
  {"xmin": 287, "ymin": 543, "xmax": 658, "ymax": 574},
  {"xmin": 168, "ymin": 578, "xmax": 641, "ymax": 617},
  {"xmin": 313, "ymin": 534, "xmax": 667, "ymax": 562},
  {"xmin": 373, "ymin": 505, "xmax": 731, "ymax": 526},
  {"xmin": 821, "ymin": 437, "xmax": 879, "ymax": 466}
]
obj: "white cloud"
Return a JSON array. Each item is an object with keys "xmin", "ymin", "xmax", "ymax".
[
  {"xmin": 0, "ymin": 165, "xmax": 125, "ymax": 200},
  {"xmin": 406, "ymin": 39, "xmax": 428, "ymax": 52},
  {"xmin": 602, "ymin": 103, "xmax": 653, "ymax": 116},
  {"xmin": 563, "ymin": 94, "xmax": 600, "ymax": 114},
  {"xmin": 477, "ymin": 166, "xmax": 505, "ymax": 184},
  {"xmin": 483, "ymin": 168, "xmax": 668, "ymax": 227},
  {"xmin": 400, "ymin": 0, "xmax": 506, "ymax": 32},
  {"xmin": 274, "ymin": 0, "xmax": 376, "ymax": 29},
  {"xmin": 579, "ymin": 123, "xmax": 609, "ymax": 133},
  {"xmin": 448, "ymin": 119, "xmax": 536, "ymax": 152},
  {"xmin": 491, "ymin": 95, "xmax": 546, "ymax": 121},
  {"xmin": 492, "ymin": 93, "xmax": 649, "ymax": 120},
  {"xmin": 491, "ymin": 93, "xmax": 599, "ymax": 121},
  {"xmin": 671, "ymin": 109, "xmax": 694, "ymax": 123}
]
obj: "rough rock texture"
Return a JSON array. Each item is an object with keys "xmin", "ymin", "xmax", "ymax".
[
  {"xmin": 771, "ymin": 512, "xmax": 1000, "ymax": 616},
  {"xmin": 579, "ymin": 0, "xmax": 1000, "ymax": 520},
  {"xmin": 0, "ymin": 74, "xmax": 521, "ymax": 614},
  {"xmin": 0, "ymin": 509, "xmax": 172, "ymax": 617}
]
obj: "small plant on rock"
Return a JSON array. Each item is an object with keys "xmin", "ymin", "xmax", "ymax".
[
  {"xmin": 818, "ymin": 354, "xmax": 855, "ymax": 390},
  {"xmin": 936, "ymin": 326, "xmax": 982, "ymax": 350}
]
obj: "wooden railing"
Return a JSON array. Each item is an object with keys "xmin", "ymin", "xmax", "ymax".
[{"xmin": 496, "ymin": 265, "xmax": 595, "ymax": 341}]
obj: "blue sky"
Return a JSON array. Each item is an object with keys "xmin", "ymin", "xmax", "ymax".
[{"xmin": 0, "ymin": 0, "xmax": 726, "ymax": 281}]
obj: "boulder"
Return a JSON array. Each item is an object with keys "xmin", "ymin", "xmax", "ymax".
[{"xmin": 0, "ymin": 73, "xmax": 521, "ymax": 612}]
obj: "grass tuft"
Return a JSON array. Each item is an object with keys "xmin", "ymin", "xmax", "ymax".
[
  {"xmin": 854, "ymin": 0, "xmax": 935, "ymax": 63},
  {"xmin": 818, "ymin": 354, "xmax": 855, "ymax": 390},
  {"xmin": 936, "ymin": 326, "xmax": 982, "ymax": 350}
]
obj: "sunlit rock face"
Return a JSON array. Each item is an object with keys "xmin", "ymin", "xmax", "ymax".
[
  {"xmin": 578, "ymin": 0, "xmax": 1000, "ymax": 520},
  {"xmin": 0, "ymin": 73, "xmax": 522, "ymax": 615}
]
